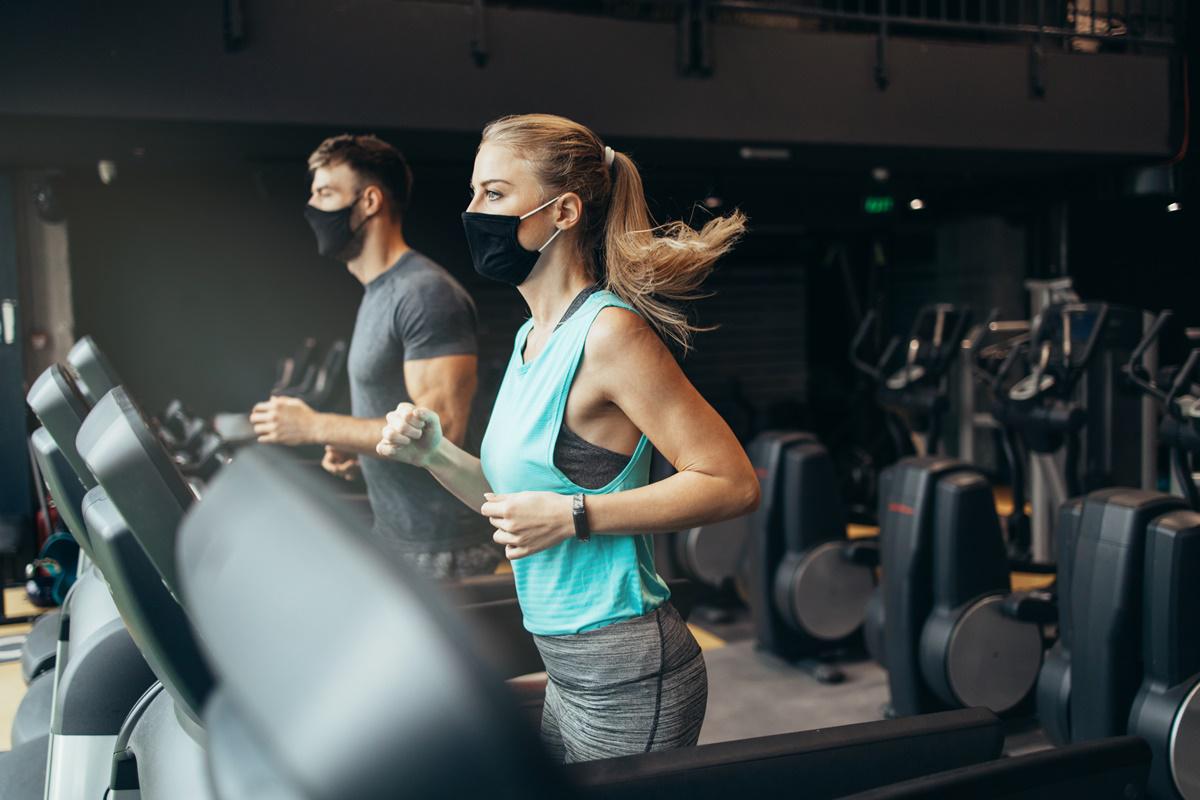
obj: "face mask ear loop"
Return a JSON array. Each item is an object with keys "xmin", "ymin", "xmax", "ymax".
[
  {"xmin": 519, "ymin": 194, "xmax": 563, "ymax": 221},
  {"xmin": 537, "ymin": 226, "xmax": 563, "ymax": 253},
  {"xmin": 517, "ymin": 194, "xmax": 564, "ymax": 254},
  {"xmin": 347, "ymin": 192, "xmax": 374, "ymax": 236}
]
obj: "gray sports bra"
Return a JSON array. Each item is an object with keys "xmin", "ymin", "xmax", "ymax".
[{"xmin": 551, "ymin": 286, "xmax": 632, "ymax": 489}]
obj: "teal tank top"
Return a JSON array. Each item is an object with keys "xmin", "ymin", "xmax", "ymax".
[{"xmin": 479, "ymin": 290, "xmax": 671, "ymax": 636}]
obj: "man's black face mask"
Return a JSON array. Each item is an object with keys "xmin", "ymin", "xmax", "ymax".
[{"xmin": 305, "ymin": 193, "xmax": 372, "ymax": 260}]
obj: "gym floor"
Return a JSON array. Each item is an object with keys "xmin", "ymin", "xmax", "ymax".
[
  {"xmin": 0, "ymin": 589, "xmax": 45, "ymax": 750},
  {"xmin": 694, "ymin": 609, "xmax": 1050, "ymax": 755}
]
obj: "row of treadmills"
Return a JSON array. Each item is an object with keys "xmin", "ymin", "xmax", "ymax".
[{"xmin": 0, "ymin": 336, "xmax": 1164, "ymax": 799}]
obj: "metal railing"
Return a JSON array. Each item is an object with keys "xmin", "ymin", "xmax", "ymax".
[
  {"xmin": 453, "ymin": 1, "xmax": 1184, "ymax": 46},
  {"xmin": 422, "ymin": 1, "xmax": 1184, "ymax": 78},
  {"xmin": 707, "ymin": 1, "xmax": 1181, "ymax": 48},
  {"xmin": 682, "ymin": 0, "xmax": 1184, "ymax": 87}
]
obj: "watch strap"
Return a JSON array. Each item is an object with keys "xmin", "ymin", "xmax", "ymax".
[{"xmin": 572, "ymin": 493, "xmax": 590, "ymax": 542}]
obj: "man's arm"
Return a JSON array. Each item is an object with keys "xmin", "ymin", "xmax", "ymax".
[
  {"xmin": 393, "ymin": 274, "xmax": 480, "ymax": 448},
  {"xmin": 403, "ymin": 354, "xmax": 477, "ymax": 447},
  {"xmin": 311, "ymin": 412, "xmax": 390, "ymax": 455},
  {"xmin": 250, "ymin": 353, "xmax": 477, "ymax": 454},
  {"xmin": 251, "ymin": 397, "xmax": 385, "ymax": 455},
  {"xmin": 255, "ymin": 267, "xmax": 480, "ymax": 456}
]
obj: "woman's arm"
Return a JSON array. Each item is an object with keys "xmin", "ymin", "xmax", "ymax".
[
  {"xmin": 425, "ymin": 439, "xmax": 494, "ymax": 510},
  {"xmin": 582, "ymin": 308, "xmax": 760, "ymax": 532},
  {"xmin": 483, "ymin": 308, "xmax": 760, "ymax": 559},
  {"xmin": 376, "ymin": 404, "xmax": 493, "ymax": 510}
]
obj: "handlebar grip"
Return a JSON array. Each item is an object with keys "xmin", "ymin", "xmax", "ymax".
[
  {"xmin": 1126, "ymin": 310, "xmax": 1172, "ymax": 380},
  {"xmin": 842, "ymin": 539, "xmax": 880, "ymax": 568},
  {"xmin": 1001, "ymin": 589, "xmax": 1057, "ymax": 625}
]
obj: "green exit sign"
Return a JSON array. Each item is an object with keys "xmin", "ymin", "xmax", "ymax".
[{"xmin": 864, "ymin": 196, "xmax": 895, "ymax": 214}]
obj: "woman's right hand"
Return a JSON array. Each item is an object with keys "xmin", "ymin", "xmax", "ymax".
[{"xmin": 376, "ymin": 403, "xmax": 443, "ymax": 467}]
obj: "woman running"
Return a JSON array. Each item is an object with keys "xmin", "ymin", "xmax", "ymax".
[{"xmin": 377, "ymin": 113, "xmax": 758, "ymax": 763}]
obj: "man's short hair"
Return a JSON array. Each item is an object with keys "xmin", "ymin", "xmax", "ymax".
[{"xmin": 308, "ymin": 134, "xmax": 413, "ymax": 217}]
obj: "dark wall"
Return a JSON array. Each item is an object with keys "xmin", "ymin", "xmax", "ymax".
[
  {"xmin": 0, "ymin": 1, "xmax": 1177, "ymax": 157},
  {"xmin": 889, "ymin": 216, "xmax": 1027, "ymax": 328},
  {"xmin": 1069, "ymin": 196, "xmax": 1200, "ymax": 326},
  {"xmin": 688, "ymin": 236, "xmax": 809, "ymax": 438},
  {"xmin": 69, "ymin": 162, "xmax": 353, "ymax": 414},
  {"xmin": 0, "ymin": 176, "xmax": 34, "ymax": 548}
]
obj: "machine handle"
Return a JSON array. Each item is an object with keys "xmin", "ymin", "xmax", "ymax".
[
  {"xmin": 992, "ymin": 339, "xmax": 1027, "ymax": 394},
  {"xmin": 1123, "ymin": 310, "xmax": 1172, "ymax": 401},
  {"xmin": 968, "ymin": 312, "xmax": 1030, "ymax": 391},
  {"xmin": 965, "ymin": 309, "xmax": 999, "ymax": 352},
  {"xmin": 1069, "ymin": 303, "xmax": 1110, "ymax": 375},
  {"xmin": 1001, "ymin": 589, "xmax": 1057, "ymax": 625},
  {"xmin": 849, "ymin": 310, "xmax": 883, "ymax": 380},
  {"xmin": 1034, "ymin": 302, "xmax": 1108, "ymax": 397},
  {"xmin": 1130, "ymin": 310, "xmax": 1172, "ymax": 376},
  {"xmin": 932, "ymin": 307, "xmax": 973, "ymax": 376},
  {"xmin": 842, "ymin": 539, "xmax": 880, "ymax": 568},
  {"xmin": 1164, "ymin": 348, "xmax": 1200, "ymax": 412},
  {"xmin": 878, "ymin": 336, "xmax": 900, "ymax": 376}
]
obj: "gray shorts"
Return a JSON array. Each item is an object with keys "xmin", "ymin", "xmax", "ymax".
[
  {"xmin": 397, "ymin": 541, "xmax": 503, "ymax": 581},
  {"xmin": 533, "ymin": 603, "xmax": 707, "ymax": 763}
]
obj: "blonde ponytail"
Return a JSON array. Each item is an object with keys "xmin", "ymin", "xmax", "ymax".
[
  {"xmin": 480, "ymin": 114, "xmax": 746, "ymax": 352},
  {"xmin": 603, "ymin": 150, "xmax": 746, "ymax": 351}
]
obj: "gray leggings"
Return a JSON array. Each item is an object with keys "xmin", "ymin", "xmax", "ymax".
[{"xmin": 533, "ymin": 603, "xmax": 708, "ymax": 763}]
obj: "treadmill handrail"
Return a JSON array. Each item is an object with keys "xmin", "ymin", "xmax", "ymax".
[
  {"xmin": 569, "ymin": 708, "xmax": 1002, "ymax": 798},
  {"xmin": 836, "ymin": 735, "xmax": 1149, "ymax": 799}
]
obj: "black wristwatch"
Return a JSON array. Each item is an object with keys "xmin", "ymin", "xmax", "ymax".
[{"xmin": 572, "ymin": 493, "xmax": 591, "ymax": 542}]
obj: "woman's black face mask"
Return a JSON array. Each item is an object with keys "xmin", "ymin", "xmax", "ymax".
[{"xmin": 461, "ymin": 195, "xmax": 562, "ymax": 286}]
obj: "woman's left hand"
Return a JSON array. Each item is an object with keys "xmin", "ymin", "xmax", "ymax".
[{"xmin": 481, "ymin": 491, "xmax": 575, "ymax": 560}]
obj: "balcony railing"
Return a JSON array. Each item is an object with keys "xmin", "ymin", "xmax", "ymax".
[
  {"xmin": 706, "ymin": 1, "xmax": 1182, "ymax": 49},
  {"xmin": 420, "ymin": 1, "xmax": 1184, "ymax": 84}
]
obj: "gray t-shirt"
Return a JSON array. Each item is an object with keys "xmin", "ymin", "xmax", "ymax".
[{"xmin": 348, "ymin": 250, "xmax": 490, "ymax": 553}]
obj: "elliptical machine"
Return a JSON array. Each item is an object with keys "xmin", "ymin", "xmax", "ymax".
[
  {"xmin": 850, "ymin": 304, "xmax": 973, "ymax": 459},
  {"xmin": 744, "ymin": 432, "xmax": 875, "ymax": 682},
  {"xmin": 747, "ymin": 304, "xmax": 976, "ymax": 681},
  {"xmin": 850, "ymin": 303, "xmax": 975, "ymax": 667},
  {"xmin": 967, "ymin": 302, "xmax": 1118, "ymax": 572},
  {"xmin": 1032, "ymin": 310, "xmax": 1200, "ymax": 798},
  {"xmin": 867, "ymin": 453, "xmax": 1045, "ymax": 717},
  {"xmin": 861, "ymin": 306, "xmax": 1047, "ymax": 717},
  {"xmin": 987, "ymin": 303, "xmax": 1109, "ymax": 565},
  {"xmin": 1120, "ymin": 311, "xmax": 1200, "ymax": 800}
]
